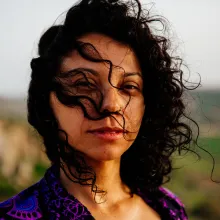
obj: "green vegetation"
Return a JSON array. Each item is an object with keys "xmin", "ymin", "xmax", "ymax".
[
  {"xmin": 190, "ymin": 90, "xmax": 220, "ymax": 124},
  {"xmin": 0, "ymin": 175, "xmax": 17, "ymax": 201},
  {"xmin": 165, "ymin": 137, "xmax": 220, "ymax": 220},
  {"xmin": 33, "ymin": 163, "xmax": 49, "ymax": 180}
]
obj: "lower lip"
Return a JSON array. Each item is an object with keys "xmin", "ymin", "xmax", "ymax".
[{"xmin": 88, "ymin": 131, "xmax": 124, "ymax": 141}]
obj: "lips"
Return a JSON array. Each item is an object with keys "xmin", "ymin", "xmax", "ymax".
[
  {"xmin": 88, "ymin": 127, "xmax": 125, "ymax": 133},
  {"xmin": 88, "ymin": 127, "xmax": 125, "ymax": 141}
]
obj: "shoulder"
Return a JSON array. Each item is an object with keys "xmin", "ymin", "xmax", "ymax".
[
  {"xmin": 158, "ymin": 187, "xmax": 188, "ymax": 220},
  {"xmin": 159, "ymin": 187, "xmax": 185, "ymax": 207},
  {"xmin": 0, "ymin": 182, "xmax": 43, "ymax": 220}
]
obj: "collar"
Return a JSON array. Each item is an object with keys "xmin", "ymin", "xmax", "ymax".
[{"xmin": 39, "ymin": 165, "xmax": 94, "ymax": 219}]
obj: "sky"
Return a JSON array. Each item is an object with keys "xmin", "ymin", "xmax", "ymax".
[{"xmin": 0, "ymin": 0, "xmax": 219, "ymax": 98}]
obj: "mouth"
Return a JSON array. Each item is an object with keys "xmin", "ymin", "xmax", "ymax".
[{"xmin": 87, "ymin": 127, "xmax": 126, "ymax": 141}]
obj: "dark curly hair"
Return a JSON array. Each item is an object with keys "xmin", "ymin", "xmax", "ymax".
[{"xmin": 27, "ymin": 0, "xmax": 199, "ymax": 197}]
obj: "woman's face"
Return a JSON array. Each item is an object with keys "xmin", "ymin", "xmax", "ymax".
[{"xmin": 50, "ymin": 33, "xmax": 145, "ymax": 162}]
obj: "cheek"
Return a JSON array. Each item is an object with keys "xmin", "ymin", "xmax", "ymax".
[
  {"xmin": 125, "ymin": 97, "xmax": 145, "ymax": 131},
  {"xmin": 53, "ymin": 106, "xmax": 85, "ymax": 142},
  {"xmin": 62, "ymin": 109, "xmax": 83, "ymax": 131}
]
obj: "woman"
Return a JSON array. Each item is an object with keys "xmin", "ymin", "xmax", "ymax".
[{"xmin": 0, "ymin": 0, "xmax": 194, "ymax": 219}]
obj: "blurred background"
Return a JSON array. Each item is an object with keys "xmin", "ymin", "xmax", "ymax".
[{"xmin": 0, "ymin": 1, "xmax": 220, "ymax": 219}]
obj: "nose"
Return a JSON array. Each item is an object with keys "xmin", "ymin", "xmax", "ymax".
[{"xmin": 100, "ymin": 87, "xmax": 123, "ymax": 113}]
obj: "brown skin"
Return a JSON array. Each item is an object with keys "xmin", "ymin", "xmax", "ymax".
[{"xmin": 50, "ymin": 33, "xmax": 160, "ymax": 219}]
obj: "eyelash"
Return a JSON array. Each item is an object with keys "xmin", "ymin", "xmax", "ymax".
[{"xmin": 122, "ymin": 84, "xmax": 139, "ymax": 91}]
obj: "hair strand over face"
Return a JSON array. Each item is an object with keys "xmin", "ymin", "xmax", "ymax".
[{"xmin": 27, "ymin": 0, "xmax": 211, "ymax": 198}]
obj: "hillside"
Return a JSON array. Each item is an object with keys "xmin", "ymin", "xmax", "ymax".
[
  {"xmin": 0, "ymin": 96, "xmax": 27, "ymax": 120},
  {"xmin": 0, "ymin": 89, "xmax": 220, "ymax": 124}
]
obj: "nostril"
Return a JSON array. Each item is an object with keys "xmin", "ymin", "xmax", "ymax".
[{"xmin": 101, "ymin": 106, "xmax": 122, "ymax": 115}]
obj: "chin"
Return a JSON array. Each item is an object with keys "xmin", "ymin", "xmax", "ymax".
[{"xmin": 84, "ymin": 145, "xmax": 128, "ymax": 162}]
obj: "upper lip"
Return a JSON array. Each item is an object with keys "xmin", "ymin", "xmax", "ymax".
[{"xmin": 88, "ymin": 127, "xmax": 125, "ymax": 132}]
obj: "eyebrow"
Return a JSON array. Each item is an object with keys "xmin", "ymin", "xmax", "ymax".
[
  {"xmin": 60, "ymin": 68, "xmax": 98, "ymax": 78},
  {"xmin": 124, "ymin": 72, "xmax": 142, "ymax": 78},
  {"xmin": 61, "ymin": 67, "xmax": 142, "ymax": 79}
]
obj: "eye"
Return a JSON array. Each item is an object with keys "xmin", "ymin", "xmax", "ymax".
[
  {"xmin": 75, "ymin": 81, "xmax": 91, "ymax": 87},
  {"xmin": 122, "ymin": 83, "xmax": 140, "ymax": 91},
  {"xmin": 75, "ymin": 79, "xmax": 96, "ymax": 88}
]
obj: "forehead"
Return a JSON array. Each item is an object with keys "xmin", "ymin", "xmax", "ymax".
[{"xmin": 61, "ymin": 33, "xmax": 141, "ymax": 73}]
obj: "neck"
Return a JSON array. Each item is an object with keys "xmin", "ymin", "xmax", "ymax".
[{"xmin": 60, "ymin": 158, "xmax": 132, "ymax": 208}]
